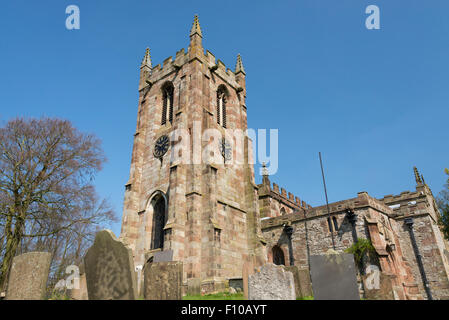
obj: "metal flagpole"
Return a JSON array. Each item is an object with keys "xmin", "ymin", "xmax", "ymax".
[{"xmin": 319, "ymin": 152, "xmax": 336, "ymax": 250}]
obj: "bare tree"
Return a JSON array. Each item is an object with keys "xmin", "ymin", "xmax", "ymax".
[
  {"xmin": 19, "ymin": 196, "xmax": 115, "ymax": 297},
  {"xmin": 0, "ymin": 117, "xmax": 116, "ymax": 291}
]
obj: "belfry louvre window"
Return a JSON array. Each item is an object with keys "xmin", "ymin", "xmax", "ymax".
[
  {"xmin": 161, "ymin": 82, "xmax": 174, "ymax": 125},
  {"xmin": 217, "ymin": 86, "xmax": 227, "ymax": 128}
]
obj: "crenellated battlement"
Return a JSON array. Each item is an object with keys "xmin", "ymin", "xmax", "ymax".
[
  {"xmin": 162, "ymin": 56, "xmax": 173, "ymax": 67},
  {"xmin": 175, "ymin": 48, "xmax": 185, "ymax": 58},
  {"xmin": 380, "ymin": 191, "xmax": 423, "ymax": 204},
  {"xmin": 142, "ymin": 48, "xmax": 189, "ymax": 87},
  {"xmin": 217, "ymin": 59, "xmax": 226, "ymax": 72},
  {"xmin": 259, "ymin": 180, "xmax": 311, "ymax": 211},
  {"xmin": 272, "ymin": 182, "xmax": 311, "ymax": 209},
  {"xmin": 140, "ymin": 46, "xmax": 242, "ymax": 92},
  {"xmin": 378, "ymin": 186, "xmax": 434, "ymax": 220},
  {"xmin": 138, "ymin": 15, "xmax": 246, "ymax": 93},
  {"xmin": 208, "ymin": 57, "xmax": 240, "ymax": 88},
  {"xmin": 204, "ymin": 50, "xmax": 215, "ymax": 64},
  {"xmin": 260, "ymin": 191, "xmax": 393, "ymax": 229}
]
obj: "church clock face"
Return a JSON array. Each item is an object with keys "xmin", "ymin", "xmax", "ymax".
[{"xmin": 154, "ymin": 135, "xmax": 169, "ymax": 158}]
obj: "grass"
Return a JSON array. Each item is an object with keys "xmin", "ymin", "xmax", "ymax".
[
  {"xmin": 183, "ymin": 292, "xmax": 245, "ymax": 300},
  {"xmin": 297, "ymin": 296, "xmax": 314, "ymax": 300},
  {"xmin": 47, "ymin": 291, "xmax": 71, "ymax": 300},
  {"xmin": 183, "ymin": 292, "xmax": 314, "ymax": 300}
]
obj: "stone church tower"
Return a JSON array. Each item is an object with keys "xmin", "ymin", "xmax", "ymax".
[{"xmin": 120, "ymin": 16, "xmax": 266, "ymax": 292}]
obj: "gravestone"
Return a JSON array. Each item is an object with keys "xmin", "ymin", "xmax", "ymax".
[
  {"xmin": 248, "ymin": 263, "xmax": 296, "ymax": 300},
  {"xmin": 84, "ymin": 230, "xmax": 137, "ymax": 300},
  {"xmin": 139, "ymin": 249, "xmax": 173, "ymax": 297},
  {"xmin": 297, "ymin": 267, "xmax": 313, "ymax": 297},
  {"xmin": 283, "ymin": 266, "xmax": 313, "ymax": 299},
  {"xmin": 144, "ymin": 261, "xmax": 182, "ymax": 300},
  {"xmin": 186, "ymin": 278, "xmax": 201, "ymax": 296},
  {"xmin": 6, "ymin": 252, "xmax": 52, "ymax": 300},
  {"xmin": 309, "ymin": 252, "xmax": 360, "ymax": 300}
]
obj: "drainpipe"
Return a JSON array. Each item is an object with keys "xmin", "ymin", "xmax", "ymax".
[
  {"xmin": 283, "ymin": 224, "xmax": 295, "ymax": 266},
  {"xmin": 346, "ymin": 209, "xmax": 359, "ymax": 243},
  {"xmin": 404, "ymin": 217, "xmax": 433, "ymax": 300}
]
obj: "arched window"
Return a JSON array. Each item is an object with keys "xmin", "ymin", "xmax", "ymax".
[
  {"xmin": 217, "ymin": 85, "xmax": 227, "ymax": 128},
  {"xmin": 272, "ymin": 246, "xmax": 285, "ymax": 266},
  {"xmin": 151, "ymin": 194, "xmax": 167, "ymax": 250},
  {"xmin": 280, "ymin": 208, "xmax": 286, "ymax": 216},
  {"xmin": 161, "ymin": 82, "xmax": 174, "ymax": 125}
]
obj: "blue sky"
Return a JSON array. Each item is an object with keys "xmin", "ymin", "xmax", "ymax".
[{"xmin": 1, "ymin": 1, "xmax": 448, "ymax": 236}]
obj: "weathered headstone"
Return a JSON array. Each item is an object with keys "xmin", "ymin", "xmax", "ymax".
[
  {"xmin": 138, "ymin": 249, "xmax": 174, "ymax": 297},
  {"xmin": 6, "ymin": 252, "xmax": 51, "ymax": 300},
  {"xmin": 297, "ymin": 267, "xmax": 313, "ymax": 297},
  {"xmin": 248, "ymin": 263, "xmax": 296, "ymax": 300},
  {"xmin": 283, "ymin": 266, "xmax": 313, "ymax": 299},
  {"xmin": 144, "ymin": 261, "xmax": 182, "ymax": 300},
  {"xmin": 84, "ymin": 230, "xmax": 137, "ymax": 300},
  {"xmin": 186, "ymin": 278, "xmax": 201, "ymax": 296},
  {"xmin": 309, "ymin": 252, "xmax": 360, "ymax": 300}
]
